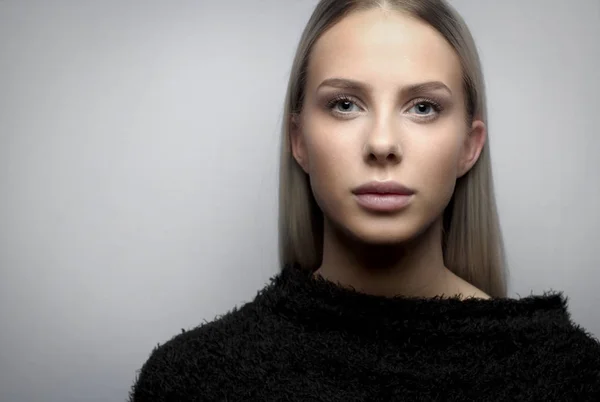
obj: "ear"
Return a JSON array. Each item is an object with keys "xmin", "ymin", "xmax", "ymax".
[
  {"xmin": 290, "ymin": 114, "xmax": 309, "ymax": 173},
  {"xmin": 457, "ymin": 119, "xmax": 486, "ymax": 178}
]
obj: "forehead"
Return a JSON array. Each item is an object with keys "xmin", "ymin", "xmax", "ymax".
[{"xmin": 307, "ymin": 9, "xmax": 463, "ymax": 90}]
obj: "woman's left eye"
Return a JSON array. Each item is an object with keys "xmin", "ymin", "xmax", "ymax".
[{"xmin": 408, "ymin": 101, "xmax": 441, "ymax": 116}]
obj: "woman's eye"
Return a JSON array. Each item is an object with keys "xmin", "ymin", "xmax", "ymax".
[
  {"xmin": 410, "ymin": 102, "xmax": 434, "ymax": 115},
  {"xmin": 408, "ymin": 100, "xmax": 443, "ymax": 117},
  {"xmin": 329, "ymin": 98, "xmax": 360, "ymax": 114}
]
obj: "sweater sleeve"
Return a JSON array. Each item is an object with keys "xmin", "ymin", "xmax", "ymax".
[
  {"xmin": 127, "ymin": 328, "xmax": 223, "ymax": 402},
  {"xmin": 128, "ymin": 340, "xmax": 186, "ymax": 402},
  {"xmin": 127, "ymin": 312, "xmax": 250, "ymax": 402}
]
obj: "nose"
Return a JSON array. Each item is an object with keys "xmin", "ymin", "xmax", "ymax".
[{"xmin": 363, "ymin": 120, "xmax": 401, "ymax": 165}]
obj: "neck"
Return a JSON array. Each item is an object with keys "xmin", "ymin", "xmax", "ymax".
[{"xmin": 315, "ymin": 218, "xmax": 454, "ymax": 298}]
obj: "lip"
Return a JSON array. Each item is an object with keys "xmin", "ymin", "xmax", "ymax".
[
  {"xmin": 352, "ymin": 181, "xmax": 415, "ymax": 212},
  {"xmin": 352, "ymin": 181, "xmax": 415, "ymax": 196}
]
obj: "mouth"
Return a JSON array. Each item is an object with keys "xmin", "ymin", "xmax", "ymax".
[{"xmin": 351, "ymin": 181, "xmax": 415, "ymax": 212}]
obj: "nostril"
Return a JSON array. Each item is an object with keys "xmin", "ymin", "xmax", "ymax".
[{"xmin": 366, "ymin": 144, "xmax": 401, "ymax": 164}]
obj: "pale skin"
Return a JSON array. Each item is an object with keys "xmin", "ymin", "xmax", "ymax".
[{"xmin": 291, "ymin": 8, "xmax": 490, "ymax": 300}]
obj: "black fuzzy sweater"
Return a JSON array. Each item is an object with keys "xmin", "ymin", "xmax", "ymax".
[{"xmin": 129, "ymin": 265, "xmax": 600, "ymax": 401}]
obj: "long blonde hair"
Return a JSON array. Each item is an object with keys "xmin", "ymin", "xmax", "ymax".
[{"xmin": 278, "ymin": 0, "xmax": 508, "ymax": 298}]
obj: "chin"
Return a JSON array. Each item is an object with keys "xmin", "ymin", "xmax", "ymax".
[
  {"xmin": 350, "ymin": 228, "xmax": 420, "ymax": 246},
  {"xmin": 337, "ymin": 217, "xmax": 428, "ymax": 246}
]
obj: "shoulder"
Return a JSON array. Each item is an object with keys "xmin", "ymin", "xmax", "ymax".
[
  {"xmin": 528, "ymin": 315, "xmax": 600, "ymax": 396},
  {"xmin": 128, "ymin": 300, "xmax": 266, "ymax": 402},
  {"xmin": 500, "ymin": 294, "xmax": 600, "ymax": 391},
  {"xmin": 541, "ymin": 314, "xmax": 600, "ymax": 362}
]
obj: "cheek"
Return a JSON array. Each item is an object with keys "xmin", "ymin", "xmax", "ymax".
[
  {"xmin": 422, "ymin": 146, "xmax": 458, "ymax": 181},
  {"xmin": 304, "ymin": 122, "xmax": 359, "ymax": 184},
  {"xmin": 412, "ymin": 137, "xmax": 461, "ymax": 204},
  {"xmin": 302, "ymin": 124, "xmax": 361, "ymax": 211}
]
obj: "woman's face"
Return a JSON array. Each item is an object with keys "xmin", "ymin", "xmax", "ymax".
[{"xmin": 291, "ymin": 8, "xmax": 485, "ymax": 245}]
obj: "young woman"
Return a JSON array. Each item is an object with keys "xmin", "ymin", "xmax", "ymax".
[{"xmin": 130, "ymin": 1, "xmax": 600, "ymax": 400}]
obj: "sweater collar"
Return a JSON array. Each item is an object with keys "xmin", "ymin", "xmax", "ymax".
[{"xmin": 258, "ymin": 264, "xmax": 570, "ymax": 334}]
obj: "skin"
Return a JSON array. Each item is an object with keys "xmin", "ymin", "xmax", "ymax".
[{"xmin": 290, "ymin": 8, "xmax": 490, "ymax": 300}]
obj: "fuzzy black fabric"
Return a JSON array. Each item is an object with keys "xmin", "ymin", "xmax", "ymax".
[{"xmin": 129, "ymin": 265, "xmax": 600, "ymax": 401}]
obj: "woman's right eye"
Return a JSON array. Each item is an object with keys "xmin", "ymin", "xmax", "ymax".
[{"xmin": 327, "ymin": 96, "xmax": 361, "ymax": 115}]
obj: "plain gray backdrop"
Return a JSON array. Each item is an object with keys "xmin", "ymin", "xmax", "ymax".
[{"xmin": 1, "ymin": 1, "xmax": 599, "ymax": 401}]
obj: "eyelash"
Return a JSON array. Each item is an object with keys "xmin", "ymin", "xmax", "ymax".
[{"xmin": 326, "ymin": 95, "xmax": 445, "ymax": 121}]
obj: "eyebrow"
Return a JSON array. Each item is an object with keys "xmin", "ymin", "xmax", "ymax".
[{"xmin": 316, "ymin": 78, "xmax": 453, "ymax": 97}]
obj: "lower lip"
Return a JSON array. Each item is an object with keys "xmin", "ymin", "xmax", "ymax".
[{"xmin": 354, "ymin": 193, "xmax": 414, "ymax": 212}]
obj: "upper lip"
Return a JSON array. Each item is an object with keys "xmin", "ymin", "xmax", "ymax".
[{"xmin": 352, "ymin": 181, "xmax": 415, "ymax": 195}]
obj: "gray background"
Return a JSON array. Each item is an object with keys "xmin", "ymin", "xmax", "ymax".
[{"xmin": 1, "ymin": 0, "xmax": 599, "ymax": 401}]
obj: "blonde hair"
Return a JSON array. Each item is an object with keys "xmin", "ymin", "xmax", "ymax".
[{"xmin": 278, "ymin": 0, "xmax": 508, "ymax": 298}]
